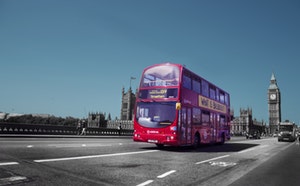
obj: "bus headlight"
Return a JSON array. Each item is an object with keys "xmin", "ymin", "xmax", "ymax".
[
  {"xmin": 166, "ymin": 136, "xmax": 175, "ymax": 141},
  {"xmin": 170, "ymin": 126, "xmax": 177, "ymax": 131}
]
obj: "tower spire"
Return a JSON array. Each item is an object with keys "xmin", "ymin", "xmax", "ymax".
[{"xmin": 269, "ymin": 73, "xmax": 278, "ymax": 89}]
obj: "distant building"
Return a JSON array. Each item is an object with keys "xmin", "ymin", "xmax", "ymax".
[
  {"xmin": 231, "ymin": 108, "xmax": 266, "ymax": 135},
  {"xmin": 5, "ymin": 113, "xmax": 24, "ymax": 120},
  {"xmin": 31, "ymin": 114, "xmax": 51, "ymax": 118},
  {"xmin": 120, "ymin": 87, "xmax": 137, "ymax": 120},
  {"xmin": 268, "ymin": 73, "xmax": 281, "ymax": 134},
  {"xmin": 231, "ymin": 108, "xmax": 252, "ymax": 135},
  {"xmin": 87, "ymin": 112, "xmax": 107, "ymax": 128},
  {"xmin": 0, "ymin": 112, "xmax": 7, "ymax": 120}
]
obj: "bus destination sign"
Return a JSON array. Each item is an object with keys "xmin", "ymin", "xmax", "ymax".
[
  {"xmin": 199, "ymin": 95, "xmax": 227, "ymax": 114},
  {"xmin": 139, "ymin": 88, "xmax": 178, "ymax": 99},
  {"xmin": 149, "ymin": 89, "xmax": 167, "ymax": 98}
]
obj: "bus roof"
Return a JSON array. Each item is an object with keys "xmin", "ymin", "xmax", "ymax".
[{"xmin": 143, "ymin": 62, "xmax": 229, "ymax": 95}]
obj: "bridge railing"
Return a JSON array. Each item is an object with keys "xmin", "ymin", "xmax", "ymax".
[{"xmin": 0, "ymin": 123, "xmax": 133, "ymax": 136}]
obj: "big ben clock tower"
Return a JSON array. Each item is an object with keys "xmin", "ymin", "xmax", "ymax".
[{"xmin": 268, "ymin": 73, "xmax": 281, "ymax": 134}]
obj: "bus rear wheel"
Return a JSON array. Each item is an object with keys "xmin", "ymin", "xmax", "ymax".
[{"xmin": 219, "ymin": 133, "xmax": 225, "ymax": 145}]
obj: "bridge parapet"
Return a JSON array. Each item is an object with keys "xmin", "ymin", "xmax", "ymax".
[{"xmin": 0, "ymin": 122, "xmax": 133, "ymax": 136}]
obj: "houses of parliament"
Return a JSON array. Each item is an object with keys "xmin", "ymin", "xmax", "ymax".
[{"xmin": 231, "ymin": 73, "xmax": 281, "ymax": 135}]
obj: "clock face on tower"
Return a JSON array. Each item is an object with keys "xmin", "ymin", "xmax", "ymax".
[{"xmin": 270, "ymin": 94, "xmax": 276, "ymax": 100}]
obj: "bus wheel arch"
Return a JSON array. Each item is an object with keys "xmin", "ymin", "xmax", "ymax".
[
  {"xmin": 219, "ymin": 132, "xmax": 225, "ymax": 145},
  {"xmin": 193, "ymin": 132, "xmax": 200, "ymax": 148},
  {"xmin": 221, "ymin": 132, "xmax": 225, "ymax": 145}
]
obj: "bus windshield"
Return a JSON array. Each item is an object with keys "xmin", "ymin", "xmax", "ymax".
[
  {"xmin": 141, "ymin": 65, "xmax": 180, "ymax": 87},
  {"xmin": 136, "ymin": 102, "xmax": 176, "ymax": 128}
]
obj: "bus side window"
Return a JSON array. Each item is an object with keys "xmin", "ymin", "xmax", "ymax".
[
  {"xmin": 225, "ymin": 93, "xmax": 229, "ymax": 106},
  {"xmin": 216, "ymin": 89, "xmax": 220, "ymax": 101},
  {"xmin": 202, "ymin": 80, "xmax": 209, "ymax": 97},
  {"xmin": 220, "ymin": 92, "xmax": 225, "ymax": 103},
  {"xmin": 209, "ymin": 86, "xmax": 216, "ymax": 100},
  {"xmin": 192, "ymin": 79, "xmax": 201, "ymax": 94},
  {"xmin": 183, "ymin": 75, "xmax": 191, "ymax": 89},
  {"xmin": 193, "ymin": 108, "xmax": 201, "ymax": 125},
  {"xmin": 202, "ymin": 110, "xmax": 210, "ymax": 126},
  {"xmin": 220, "ymin": 115, "xmax": 225, "ymax": 127}
]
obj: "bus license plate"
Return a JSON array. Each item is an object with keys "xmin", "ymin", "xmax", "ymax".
[
  {"xmin": 284, "ymin": 138, "xmax": 289, "ymax": 141},
  {"xmin": 148, "ymin": 139, "xmax": 158, "ymax": 143}
]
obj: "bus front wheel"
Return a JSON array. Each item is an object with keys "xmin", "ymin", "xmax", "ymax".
[{"xmin": 156, "ymin": 144, "xmax": 164, "ymax": 148}]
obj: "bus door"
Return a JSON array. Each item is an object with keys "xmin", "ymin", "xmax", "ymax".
[
  {"xmin": 187, "ymin": 108, "xmax": 192, "ymax": 144},
  {"xmin": 211, "ymin": 113, "xmax": 217, "ymax": 142},
  {"xmin": 179, "ymin": 107, "xmax": 192, "ymax": 145}
]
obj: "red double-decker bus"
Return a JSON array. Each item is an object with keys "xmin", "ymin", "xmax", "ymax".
[{"xmin": 133, "ymin": 63, "xmax": 231, "ymax": 148}]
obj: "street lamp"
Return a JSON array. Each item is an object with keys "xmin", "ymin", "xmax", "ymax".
[{"xmin": 130, "ymin": 76, "xmax": 136, "ymax": 88}]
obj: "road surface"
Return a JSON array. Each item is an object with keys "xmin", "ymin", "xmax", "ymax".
[{"xmin": 0, "ymin": 136, "xmax": 298, "ymax": 185}]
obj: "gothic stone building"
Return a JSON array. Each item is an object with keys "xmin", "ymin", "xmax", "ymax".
[
  {"xmin": 231, "ymin": 108, "xmax": 266, "ymax": 136},
  {"xmin": 120, "ymin": 87, "xmax": 137, "ymax": 120}
]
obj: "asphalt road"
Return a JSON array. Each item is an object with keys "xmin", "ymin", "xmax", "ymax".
[
  {"xmin": 0, "ymin": 136, "xmax": 297, "ymax": 186},
  {"xmin": 230, "ymin": 138, "xmax": 300, "ymax": 186}
]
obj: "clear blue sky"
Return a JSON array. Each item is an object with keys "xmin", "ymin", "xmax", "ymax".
[{"xmin": 1, "ymin": 0, "xmax": 299, "ymax": 124}]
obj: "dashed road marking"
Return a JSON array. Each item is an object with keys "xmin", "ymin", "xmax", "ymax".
[
  {"xmin": 136, "ymin": 180, "xmax": 154, "ymax": 186},
  {"xmin": 0, "ymin": 176, "xmax": 27, "ymax": 183},
  {"xmin": 209, "ymin": 161, "xmax": 237, "ymax": 167},
  {"xmin": 0, "ymin": 162, "xmax": 19, "ymax": 166},
  {"xmin": 47, "ymin": 144, "xmax": 112, "ymax": 148},
  {"xmin": 195, "ymin": 155, "xmax": 230, "ymax": 165},
  {"xmin": 137, "ymin": 170, "xmax": 176, "ymax": 186},
  {"xmin": 157, "ymin": 170, "xmax": 176, "ymax": 178}
]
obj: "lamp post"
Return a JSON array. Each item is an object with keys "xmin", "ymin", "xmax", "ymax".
[{"xmin": 130, "ymin": 76, "xmax": 136, "ymax": 89}]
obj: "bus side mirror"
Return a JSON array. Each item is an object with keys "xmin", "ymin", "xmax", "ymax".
[{"xmin": 176, "ymin": 102, "xmax": 181, "ymax": 110}]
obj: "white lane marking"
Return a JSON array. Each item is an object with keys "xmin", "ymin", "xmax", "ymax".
[
  {"xmin": 209, "ymin": 161, "xmax": 237, "ymax": 167},
  {"xmin": 238, "ymin": 145, "xmax": 269, "ymax": 154},
  {"xmin": 34, "ymin": 150, "xmax": 159, "ymax": 163},
  {"xmin": 195, "ymin": 155, "xmax": 230, "ymax": 165},
  {"xmin": 157, "ymin": 170, "xmax": 176, "ymax": 178},
  {"xmin": 136, "ymin": 180, "xmax": 154, "ymax": 186},
  {"xmin": 47, "ymin": 144, "xmax": 112, "ymax": 148},
  {"xmin": 0, "ymin": 162, "xmax": 19, "ymax": 166},
  {"xmin": 0, "ymin": 176, "xmax": 27, "ymax": 182}
]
